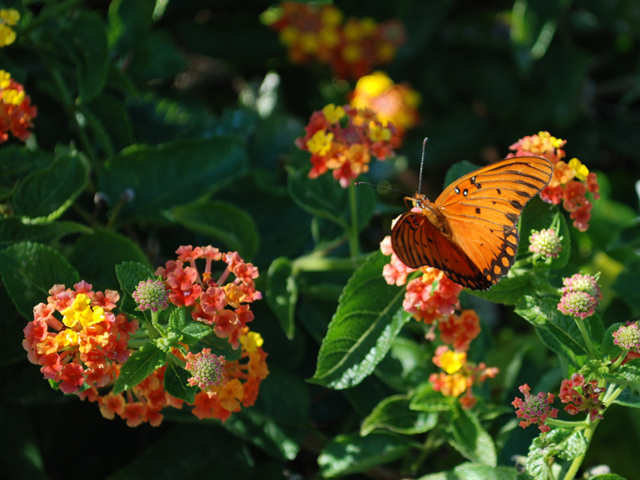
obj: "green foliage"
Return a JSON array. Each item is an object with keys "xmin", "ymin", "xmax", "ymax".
[
  {"xmin": 312, "ymin": 251, "xmax": 412, "ymax": 389},
  {"xmin": 113, "ymin": 341, "xmax": 166, "ymax": 394}
]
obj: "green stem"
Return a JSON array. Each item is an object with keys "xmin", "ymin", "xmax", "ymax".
[
  {"xmin": 293, "ymin": 254, "xmax": 368, "ymax": 274},
  {"xmin": 150, "ymin": 310, "xmax": 166, "ymax": 338},
  {"xmin": 610, "ymin": 351, "xmax": 628, "ymax": 371},
  {"xmin": 348, "ymin": 182, "xmax": 360, "ymax": 260},
  {"xmin": 545, "ymin": 418, "xmax": 587, "ymax": 429},
  {"xmin": 105, "ymin": 194, "xmax": 129, "ymax": 230},
  {"xmin": 562, "ymin": 417, "xmax": 600, "ymax": 480},
  {"xmin": 603, "ymin": 384, "xmax": 624, "ymax": 406},
  {"xmin": 46, "ymin": 65, "xmax": 98, "ymax": 168},
  {"xmin": 574, "ymin": 316, "xmax": 599, "ymax": 360},
  {"xmin": 410, "ymin": 431, "xmax": 442, "ymax": 474}
]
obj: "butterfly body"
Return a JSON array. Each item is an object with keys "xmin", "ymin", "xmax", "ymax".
[{"xmin": 391, "ymin": 156, "xmax": 553, "ymax": 290}]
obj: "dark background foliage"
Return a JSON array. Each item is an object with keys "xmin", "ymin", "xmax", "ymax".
[{"xmin": 1, "ymin": 0, "xmax": 640, "ymax": 479}]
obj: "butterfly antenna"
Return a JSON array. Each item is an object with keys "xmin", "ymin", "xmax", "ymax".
[
  {"xmin": 418, "ymin": 137, "xmax": 428, "ymax": 194},
  {"xmin": 354, "ymin": 181, "xmax": 410, "ymax": 196}
]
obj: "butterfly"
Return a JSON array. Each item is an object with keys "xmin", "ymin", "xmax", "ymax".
[{"xmin": 391, "ymin": 156, "xmax": 553, "ymax": 290}]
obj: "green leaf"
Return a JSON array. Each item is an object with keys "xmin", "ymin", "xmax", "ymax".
[
  {"xmin": 557, "ymin": 430, "xmax": 588, "ymax": 461},
  {"xmin": 417, "ymin": 463, "xmax": 522, "ymax": 480},
  {"xmin": 266, "ymin": 257, "xmax": 297, "ymax": 339},
  {"xmin": 85, "ymin": 93, "xmax": 133, "ymax": 153},
  {"xmin": 195, "ymin": 333, "xmax": 242, "ymax": 362},
  {"xmin": 69, "ymin": 228, "xmax": 151, "ymax": 291},
  {"xmin": 221, "ymin": 368, "xmax": 310, "ymax": 461},
  {"xmin": 470, "ymin": 273, "xmax": 535, "ymax": 306},
  {"xmin": 115, "ymin": 261, "xmax": 156, "ymax": 322},
  {"xmin": 13, "ymin": 153, "xmax": 88, "ymax": 222},
  {"xmin": 515, "ymin": 295, "xmax": 590, "ymax": 358},
  {"xmin": 527, "ymin": 428, "xmax": 587, "ymax": 477},
  {"xmin": 127, "ymin": 30, "xmax": 187, "ymax": 82},
  {"xmin": 318, "ymin": 432, "xmax": 413, "ymax": 478},
  {"xmin": 614, "ymin": 388, "xmax": 640, "ymax": 408},
  {"xmin": 445, "ymin": 406, "xmax": 497, "ymax": 466},
  {"xmin": 163, "ymin": 356, "xmax": 197, "ymax": 403},
  {"xmin": 108, "ymin": 424, "xmax": 252, "ymax": 480},
  {"xmin": 170, "ymin": 200, "xmax": 259, "ymax": 260},
  {"xmin": 0, "ymin": 217, "xmax": 91, "ymax": 249},
  {"xmin": 602, "ymin": 322, "xmax": 624, "ymax": 359},
  {"xmin": 0, "ymin": 242, "xmax": 79, "ymax": 319},
  {"xmin": 287, "ymin": 165, "xmax": 375, "ymax": 231},
  {"xmin": 605, "ymin": 359, "xmax": 640, "ymax": 394},
  {"xmin": 361, "ymin": 394, "xmax": 438, "ymax": 436},
  {"xmin": 167, "ymin": 306, "xmax": 188, "ymax": 331},
  {"xmin": 613, "ymin": 258, "xmax": 640, "ymax": 314},
  {"xmin": 410, "ymin": 383, "xmax": 457, "ymax": 412},
  {"xmin": 98, "ymin": 136, "xmax": 248, "ymax": 226},
  {"xmin": 113, "ymin": 341, "xmax": 166, "ymax": 394},
  {"xmin": 70, "ymin": 12, "xmax": 109, "ymax": 101},
  {"xmin": 180, "ymin": 320, "xmax": 214, "ymax": 342},
  {"xmin": 0, "ymin": 146, "xmax": 52, "ymax": 199},
  {"xmin": 589, "ymin": 474, "xmax": 628, "ymax": 480},
  {"xmin": 312, "ymin": 251, "xmax": 412, "ymax": 389},
  {"xmin": 108, "ymin": 0, "xmax": 155, "ymax": 52}
]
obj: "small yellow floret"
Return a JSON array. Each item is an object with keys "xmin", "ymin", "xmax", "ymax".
[
  {"xmin": 307, "ymin": 130, "xmax": 334, "ymax": 155},
  {"xmin": 0, "ymin": 9, "xmax": 20, "ymax": 26},
  {"xmin": 2, "ymin": 88, "xmax": 24, "ymax": 105},
  {"xmin": 240, "ymin": 331, "xmax": 264, "ymax": 354},
  {"xmin": 369, "ymin": 123, "xmax": 391, "ymax": 142},
  {"xmin": 0, "ymin": 69, "xmax": 11, "ymax": 88},
  {"xmin": 56, "ymin": 329, "xmax": 79, "ymax": 347},
  {"xmin": 322, "ymin": 104, "xmax": 345, "ymax": 123},
  {"xmin": 355, "ymin": 71, "xmax": 393, "ymax": 97},
  {"xmin": 568, "ymin": 158, "xmax": 589, "ymax": 181},
  {"xmin": 0, "ymin": 24, "xmax": 16, "ymax": 47},
  {"xmin": 440, "ymin": 350, "xmax": 466, "ymax": 374}
]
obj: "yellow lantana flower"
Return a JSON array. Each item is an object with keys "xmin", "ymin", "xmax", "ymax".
[
  {"xmin": 0, "ymin": 9, "xmax": 20, "ymax": 26},
  {"xmin": 322, "ymin": 104, "xmax": 345, "ymax": 123},
  {"xmin": 568, "ymin": 158, "xmax": 589, "ymax": 181},
  {"xmin": 240, "ymin": 331, "xmax": 264, "ymax": 354},
  {"xmin": 439, "ymin": 350, "xmax": 466, "ymax": 374},
  {"xmin": 307, "ymin": 130, "xmax": 334, "ymax": 155}
]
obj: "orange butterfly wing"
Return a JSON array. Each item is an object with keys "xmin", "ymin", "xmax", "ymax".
[
  {"xmin": 391, "ymin": 156, "xmax": 553, "ymax": 290},
  {"xmin": 392, "ymin": 210, "xmax": 487, "ymax": 288}
]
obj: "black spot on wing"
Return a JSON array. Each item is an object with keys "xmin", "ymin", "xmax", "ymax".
[{"xmin": 505, "ymin": 212, "xmax": 518, "ymax": 223}]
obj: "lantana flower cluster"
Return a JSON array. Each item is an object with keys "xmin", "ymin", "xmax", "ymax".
[
  {"xmin": 296, "ymin": 104, "xmax": 398, "ymax": 187},
  {"xmin": 430, "ymin": 346, "xmax": 499, "ymax": 409},
  {"xmin": 381, "ymin": 236, "xmax": 482, "ymax": 351},
  {"xmin": 23, "ymin": 246, "xmax": 269, "ymax": 427},
  {"xmin": 155, "ymin": 245, "xmax": 262, "ymax": 348},
  {"xmin": 509, "ymin": 131, "xmax": 599, "ymax": 231},
  {"xmin": 529, "ymin": 228, "xmax": 562, "ymax": 260},
  {"xmin": 559, "ymin": 373, "xmax": 605, "ymax": 422},
  {"xmin": 23, "ymin": 281, "xmax": 138, "ymax": 395},
  {"xmin": 0, "ymin": 69, "xmax": 37, "ymax": 143},
  {"xmin": 265, "ymin": 2, "xmax": 405, "ymax": 79},
  {"xmin": 512, "ymin": 384, "xmax": 558, "ymax": 433},
  {"xmin": 349, "ymin": 71, "xmax": 420, "ymax": 145},
  {"xmin": 557, "ymin": 273, "xmax": 602, "ymax": 320},
  {"xmin": 0, "ymin": 9, "xmax": 19, "ymax": 47}
]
